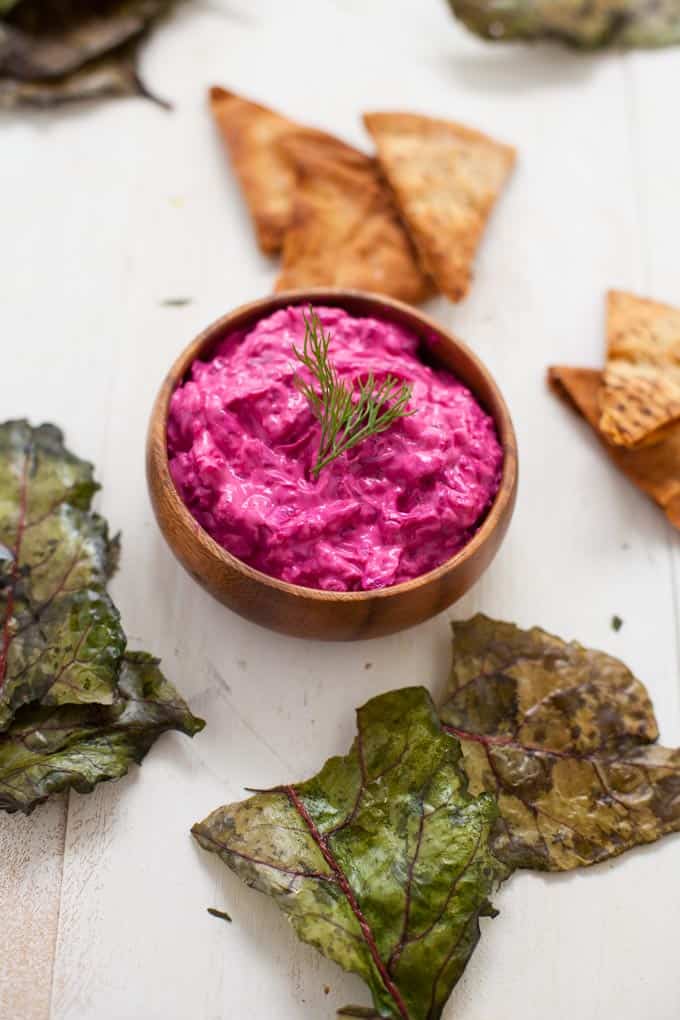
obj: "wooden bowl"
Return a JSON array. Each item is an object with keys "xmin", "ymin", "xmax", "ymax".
[{"xmin": 147, "ymin": 289, "xmax": 518, "ymax": 640}]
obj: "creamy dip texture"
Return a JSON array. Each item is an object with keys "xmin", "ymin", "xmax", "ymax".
[{"xmin": 167, "ymin": 306, "xmax": 503, "ymax": 592}]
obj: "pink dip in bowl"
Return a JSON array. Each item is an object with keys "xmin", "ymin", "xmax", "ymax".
[{"xmin": 167, "ymin": 306, "xmax": 503, "ymax": 592}]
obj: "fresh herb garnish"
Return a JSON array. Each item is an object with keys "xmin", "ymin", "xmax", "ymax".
[
  {"xmin": 293, "ymin": 308, "xmax": 415, "ymax": 479},
  {"xmin": 611, "ymin": 614, "xmax": 623, "ymax": 631}
]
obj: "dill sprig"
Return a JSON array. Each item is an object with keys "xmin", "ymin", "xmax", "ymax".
[{"xmin": 293, "ymin": 308, "xmax": 416, "ymax": 479}]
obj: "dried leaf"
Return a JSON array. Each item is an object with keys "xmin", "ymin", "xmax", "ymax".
[
  {"xmin": 193, "ymin": 687, "xmax": 505, "ymax": 1020},
  {"xmin": 0, "ymin": 420, "xmax": 124, "ymax": 729},
  {"xmin": 0, "ymin": 6, "xmax": 152, "ymax": 80},
  {"xmin": 447, "ymin": 0, "xmax": 680, "ymax": 49},
  {"xmin": 0, "ymin": 651, "xmax": 204, "ymax": 813},
  {"xmin": 0, "ymin": 0, "xmax": 172, "ymax": 109},
  {"xmin": 0, "ymin": 54, "xmax": 154, "ymax": 108},
  {"xmin": 439, "ymin": 615, "xmax": 680, "ymax": 871},
  {"xmin": 0, "ymin": 420, "xmax": 203, "ymax": 812}
]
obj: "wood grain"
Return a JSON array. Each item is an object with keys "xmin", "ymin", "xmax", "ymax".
[
  {"xmin": 0, "ymin": 802, "xmax": 67, "ymax": 1020},
  {"xmin": 146, "ymin": 288, "xmax": 518, "ymax": 640}
]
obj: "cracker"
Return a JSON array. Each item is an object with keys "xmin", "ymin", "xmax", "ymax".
[
  {"xmin": 549, "ymin": 365, "xmax": 680, "ymax": 529},
  {"xmin": 599, "ymin": 290, "xmax": 680, "ymax": 448},
  {"xmin": 275, "ymin": 133, "xmax": 432, "ymax": 303},
  {"xmin": 363, "ymin": 111, "xmax": 516, "ymax": 301},
  {"xmin": 209, "ymin": 86, "xmax": 341, "ymax": 254}
]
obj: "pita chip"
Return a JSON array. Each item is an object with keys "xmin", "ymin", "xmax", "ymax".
[
  {"xmin": 599, "ymin": 290, "xmax": 680, "ymax": 449},
  {"xmin": 549, "ymin": 365, "xmax": 680, "ymax": 530},
  {"xmin": 209, "ymin": 87, "xmax": 346, "ymax": 253},
  {"xmin": 363, "ymin": 111, "xmax": 516, "ymax": 302},
  {"xmin": 275, "ymin": 133, "xmax": 432, "ymax": 303}
]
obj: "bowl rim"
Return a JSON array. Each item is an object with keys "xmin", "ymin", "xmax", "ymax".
[{"xmin": 149, "ymin": 287, "xmax": 518, "ymax": 603}]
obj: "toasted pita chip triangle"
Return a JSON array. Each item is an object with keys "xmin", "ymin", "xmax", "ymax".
[
  {"xmin": 275, "ymin": 133, "xmax": 432, "ymax": 303},
  {"xmin": 599, "ymin": 290, "xmax": 680, "ymax": 449},
  {"xmin": 209, "ymin": 87, "xmax": 346, "ymax": 254},
  {"xmin": 363, "ymin": 112, "xmax": 516, "ymax": 302},
  {"xmin": 549, "ymin": 365, "xmax": 680, "ymax": 530}
]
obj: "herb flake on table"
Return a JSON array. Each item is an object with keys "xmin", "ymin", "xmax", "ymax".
[
  {"xmin": 0, "ymin": 420, "xmax": 203, "ymax": 813},
  {"xmin": 207, "ymin": 907, "xmax": 232, "ymax": 923},
  {"xmin": 193, "ymin": 687, "xmax": 506, "ymax": 1020},
  {"xmin": 337, "ymin": 1009, "xmax": 381, "ymax": 1018}
]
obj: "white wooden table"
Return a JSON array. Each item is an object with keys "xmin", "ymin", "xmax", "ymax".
[{"xmin": 3, "ymin": 2, "xmax": 680, "ymax": 1017}]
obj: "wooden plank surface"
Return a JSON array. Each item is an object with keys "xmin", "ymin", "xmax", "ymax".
[
  {"xmin": 0, "ymin": 803, "xmax": 67, "ymax": 1020},
  {"xmin": 2, "ymin": 2, "xmax": 680, "ymax": 1018}
]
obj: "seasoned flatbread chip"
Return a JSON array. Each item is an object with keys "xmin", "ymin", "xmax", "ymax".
[
  {"xmin": 364, "ymin": 112, "xmax": 516, "ymax": 301},
  {"xmin": 599, "ymin": 290, "xmax": 680, "ymax": 448},
  {"xmin": 549, "ymin": 365, "xmax": 680, "ymax": 529},
  {"xmin": 275, "ymin": 133, "xmax": 432, "ymax": 303},
  {"xmin": 209, "ymin": 87, "xmax": 346, "ymax": 254}
]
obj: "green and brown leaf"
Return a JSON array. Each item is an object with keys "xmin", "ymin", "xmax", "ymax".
[
  {"xmin": 193, "ymin": 687, "xmax": 506, "ymax": 1020},
  {"xmin": 447, "ymin": 0, "xmax": 680, "ymax": 50},
  {"xmin": 0, "ymin": 651, "xmax": 203, "ymax": 813},
  {"xmin": 0, "ymin": 420, "xmax": 203, "ymax": 812},
  {"xmin": 0, "ymin": 421, "xmax": 124, "ymax": 729},
  {"xmin": 0, "ymin": 0, "xmax": 174, "ymax": 109},
  {"xmin": 439, "ymin": 615, "xmax": 680, "ymax": 871}
]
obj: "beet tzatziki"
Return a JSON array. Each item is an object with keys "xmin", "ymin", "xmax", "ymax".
[{"xmin": 167, "ymin": 306, "xmax": 503, "ymax": 592}]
